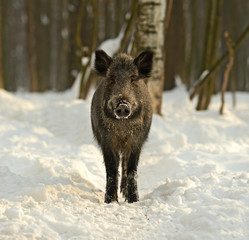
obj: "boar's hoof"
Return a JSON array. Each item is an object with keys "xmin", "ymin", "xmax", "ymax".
[
  {"xmin": 127, "ymin": 191, "xmax": 139, "ymax": 203},
  {"xmin": 105, "ymin": 193, "xmax": 118, "ymax": 204},
  {"xmin": 114, "ymin": 101, "xmax": 131, "ymax": 119},
  {"xmin": 120, "ymin": 176, "xmax": 128, "ymax": 199}
]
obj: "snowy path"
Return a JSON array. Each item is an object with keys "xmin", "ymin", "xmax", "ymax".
[{"xmin": 0, "ymin": 86, "xmax": 249, "ymax": 239}]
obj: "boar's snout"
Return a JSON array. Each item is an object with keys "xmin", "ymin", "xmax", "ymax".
[{"xmin": 114, "ymin": 100, "xmax": 131, "ymax": 119}]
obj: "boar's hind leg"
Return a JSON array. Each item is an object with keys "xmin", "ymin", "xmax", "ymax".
[
  {"xmin": 103, "ymin": 147, "xmax": 119, "ymax": 203},
  {"xmin": 127, "ymin": 150, "xmax": 141, "ymax": 203}
]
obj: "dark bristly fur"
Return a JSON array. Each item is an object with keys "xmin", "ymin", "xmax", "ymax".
[{"xmin": 91, "ymin": 50, "xmax": 153, "ymax": 203}]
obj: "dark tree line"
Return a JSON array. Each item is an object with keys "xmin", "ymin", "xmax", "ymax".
[
  {"xmin": 0, "ymin": 0, "xmax": 248, "ymax": 112},
  {"xmin": 168, "ymin": 0, "xmax": 249, "ymax": 110},
  {"xmin": 0, "ymin": 0, "xmax": 131, "ymax": 92}
]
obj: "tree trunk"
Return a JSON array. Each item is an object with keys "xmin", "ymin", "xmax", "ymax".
[
  {"xmin": 185, "ymin": 0, "xmax": 197, "ymax": 90},
  {"xmin": 135, "ymin": 0, "xmax": 166, "ymax": 115},
  {"xmin": 26, "ymin": 0, "xmax": 39, "ymax": 92},
  {"xmin": 220, "ymin": 32, "xmax": 234, "ymax": 115},
  {"xmin": 49, "ymin": 0, "xmax": 61, "ymax": 90},
  {"xmin": 58, "ymin": 0, "xmax": 70, "ymax": 91},
  {"xmin": 164, "ymin": 0, "xmax": 185, "ymax": 90},
  {"xmin": 79, "ymin": 0, "xmax": 98, "ymax": 99},
  {"xmin": 66, "ymin": 0, "xmax": 81, "ymax": 90},
  {"xmin": 196, "ymin": 0, "xmax": 223, "ymax": 110},
  {"xmin": 116, "ymin": 0, "xmax": 138, "ymax": 55},
  {"xmin": 34, "ymin": 0, "xmax": 50, "ymax": 92},
  {"xmin": 2, "ymin": 0, "xmax": 29, "ymax": 91},
  {"xmin": 105, "ymin": 0, "xmax": 115, "ymax": 39},
  {"xmin": 190, "ymin": 23, "xmax": 249, "ymax": 101}
]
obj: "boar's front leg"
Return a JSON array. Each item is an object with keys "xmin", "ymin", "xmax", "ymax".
[
  {"xmin": 120, "ymin": 159, "xmax": 128, "ymax": 199},
  {"xmin": 127, "ymin": 149, "xmax": 141, "ymax": 203},
  {"xmin": 103, "ymin": 146, "xmax": 119, "ymax": 203}
]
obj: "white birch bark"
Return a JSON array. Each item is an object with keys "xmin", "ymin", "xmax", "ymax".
[{"xmin": 135, "ymin": 0, "xmax": 166, "ymax": 114}]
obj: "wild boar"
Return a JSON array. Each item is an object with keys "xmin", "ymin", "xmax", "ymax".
[{"xmin": 91, "ymin": 49, "xmax": 153, "ymax": 203}]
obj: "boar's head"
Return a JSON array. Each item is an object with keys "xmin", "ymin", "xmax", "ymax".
[{"xmin": 94, "ymin": 50, "xmax": 153, "ymax": 120}]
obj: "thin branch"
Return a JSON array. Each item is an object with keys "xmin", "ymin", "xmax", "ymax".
[
  {"xmin": 220, "ymin": 32, "xmax": 234, "ymax": 115},
  {"xmin": 190, "ymin": 23, "xmax": 249, "ymax": 100}
]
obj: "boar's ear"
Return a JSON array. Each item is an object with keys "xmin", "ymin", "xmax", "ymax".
[
  {"xmin": 134, "ymin": 50, "xmax": 153, "ymax": 78},
  {"xmin": 94, "ymin": 50, "xmax": 113, "ymax": 77}
]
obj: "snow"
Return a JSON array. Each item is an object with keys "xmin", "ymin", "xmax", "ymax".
[
  {"xmin": 61, "ymin": 28, "xmax": 69, "ymax": 39},
  {"xmin": 40, "ymin": 13, "xmax": 50, "ymax": 26},
  {"xmin": 0, "ymin": 84, "xmax": 249, "ymax": 240},
  {"xmin": 97, "ymin": 24, "xmax": 125, "ymax": 58},
  {"xmin": 81, "ymin": 57, "xmax": 90, "ymax": 67}
]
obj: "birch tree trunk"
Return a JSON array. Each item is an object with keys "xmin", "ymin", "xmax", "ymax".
[{"xmin": 135, "ymin": 0, "xmax": 166, "ymax": 115}]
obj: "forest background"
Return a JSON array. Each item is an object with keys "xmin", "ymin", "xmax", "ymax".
[{"xmin": 0, "ymin": 0, "xmax": 248, "ymax": 113}]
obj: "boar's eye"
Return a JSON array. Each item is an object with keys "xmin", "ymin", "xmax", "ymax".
[
  {"xmin": 130, "ymin": 75, "xmax": 137, "ymax": 83},
  {"xmin": 108, "ymin": 76, "xmax": 115, "ymax": 85}
]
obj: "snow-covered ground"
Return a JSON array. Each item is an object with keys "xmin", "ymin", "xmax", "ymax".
[{"xmin": 0, "ymin": 84, "xmax": 249, "ymax": 240}]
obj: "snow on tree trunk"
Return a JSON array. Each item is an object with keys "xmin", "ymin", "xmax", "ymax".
[{"xmin": 135, "ymin": 0, "xmax": 166, "ymax": 115}]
